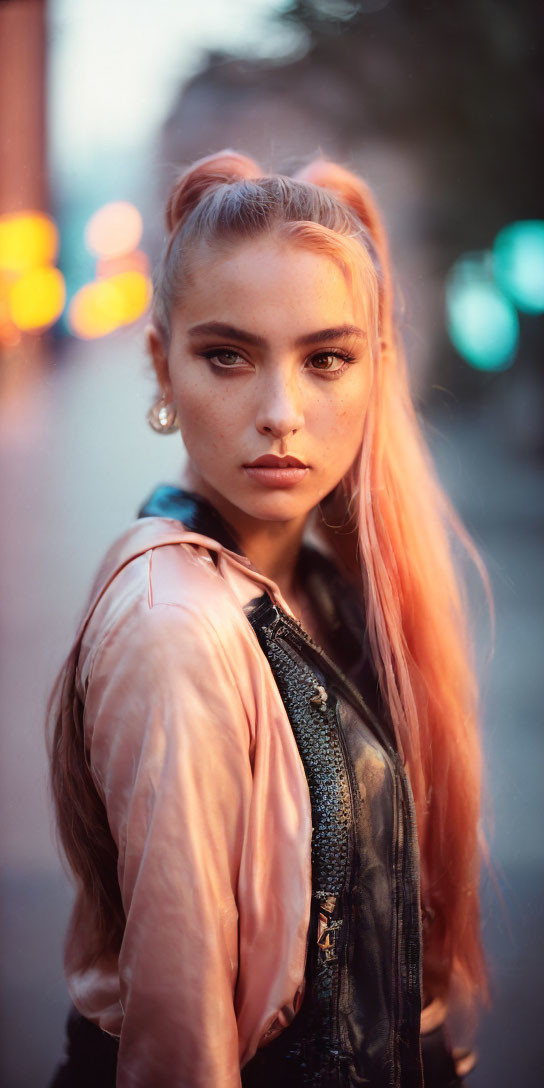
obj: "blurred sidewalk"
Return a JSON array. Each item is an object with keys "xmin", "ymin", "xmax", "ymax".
[
  {"xmin": 425, "ymin": 402, "xmax": 544, "ymax": 1084},
  {"xmin": 1, "ymin": 333, "xmax": 543, "ymax": 1085},
  {"xmin": 0, "ymin": 329, "xmax": 184, "ymax": 1087}
]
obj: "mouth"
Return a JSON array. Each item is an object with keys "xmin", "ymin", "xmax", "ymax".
[
  {"xmin": 243, "ymin": 454, "xmax": 309, "ymax": 489},
  {"xmin": 244, "ymin": 454, "xmax": 308, "ymax": 468}
]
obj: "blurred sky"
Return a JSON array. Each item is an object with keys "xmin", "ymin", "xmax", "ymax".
[{"xmin": 47, "ymin": 0, "xmax": 300, "ymax": 189}]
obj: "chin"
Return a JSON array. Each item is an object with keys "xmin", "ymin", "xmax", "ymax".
[{"xmin": 235, "ymin": 491, "xmax": 317, "ymax": 524}]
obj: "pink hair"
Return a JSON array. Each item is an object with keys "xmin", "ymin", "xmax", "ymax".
[{"xmin": 296, "ymin": 159, "xmax": 492, "ymax": 1009}]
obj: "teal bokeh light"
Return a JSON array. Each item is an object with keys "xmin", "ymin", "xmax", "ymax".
[
  {"xmin": 446, "ymin": 253, "xmax": 519, "ymax": 371},
  {"xmin": 493, "ymin": 220, "xmax": 544, "ymax": 314}
]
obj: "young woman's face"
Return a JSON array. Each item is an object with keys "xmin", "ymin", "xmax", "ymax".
[{"xmin": 149, "ymin": 235, "xmax": 373, "ymax": 532}]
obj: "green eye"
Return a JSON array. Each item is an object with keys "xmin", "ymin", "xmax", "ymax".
[{"xmin": 203, "ymin": 349, "xmax": 245, "ymax": 368}]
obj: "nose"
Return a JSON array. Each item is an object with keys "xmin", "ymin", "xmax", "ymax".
[{"xmin": 255, "ymin": 370, "xmax": 305, "ymax": 439}]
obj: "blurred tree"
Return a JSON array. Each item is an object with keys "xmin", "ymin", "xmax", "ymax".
[
  {"xmin": 274, "ymin": 0, "xmax": 544, "ymax": 401},
  {"xmin": 279, "ymin": 0, "xmax": 544, "ymax": 256}
]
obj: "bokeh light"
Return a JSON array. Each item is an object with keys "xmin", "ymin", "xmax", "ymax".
[
  {"xmin": 9, "ymin": 266, "xmax": 66, "ymax": 332},
  {"xmin": 95, "ymin": 249, "xmax": 150, "ymax": 279},
  {"xmin": 68, "ymin": 269, "xmax": 151, "ymax": 339},
  {"xmin": 68, "ymin": 280, "xmax": 126, "ymax": 339},
  {"xmin": 85, "ymin": 202, "xmax": 143, "ymax": 259},
  {"xmin": 107, "ymin": 270, "xmax": 151, "ymax": 324},
  {"xmin": 446, "ymin": 253, "xmax": 519, "ymax": 371},
  {"xmin": 0, "ymin": 211, "xmax": 59, "ymax": 273},
  {"xmin": 493, "ymin": 220, "xmax": 544, "ymax": 314},
  {"xmin": 0, "ymin": 281, "xmax": 21, "ymax": 348}
]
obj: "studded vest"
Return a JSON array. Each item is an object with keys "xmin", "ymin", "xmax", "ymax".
[{"xmin": 138, "ymin": 487, "xmax": 424, "ymax": 1088}]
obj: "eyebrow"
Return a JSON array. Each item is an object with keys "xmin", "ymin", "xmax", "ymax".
[{"xmin": 186, "ymin": 321, "xmax": 366, "ymax": 347}]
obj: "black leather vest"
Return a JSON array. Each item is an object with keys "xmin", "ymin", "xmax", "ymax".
[{"xmin": 138, "ymin": 486, "xmax": 424, "ymax": 1088}]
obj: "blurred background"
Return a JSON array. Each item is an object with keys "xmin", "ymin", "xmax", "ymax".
[{"xmin": 1, "ymin": 0, "xmax": 543, "ymax": 1083}]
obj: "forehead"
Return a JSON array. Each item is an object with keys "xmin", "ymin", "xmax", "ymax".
[{"xmin": 172, "ymin": 235, "xmax": 362, "ymax": 331}]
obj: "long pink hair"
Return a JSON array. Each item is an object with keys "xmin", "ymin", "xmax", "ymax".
[{"xmin": 48, "ymin": 148, "xmax": 492, "ymax": 1013}]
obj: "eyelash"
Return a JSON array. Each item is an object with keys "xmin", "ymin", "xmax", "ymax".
[{"xmin": 200, "ymin": 348, "xmax": 356, "ymax": 379}]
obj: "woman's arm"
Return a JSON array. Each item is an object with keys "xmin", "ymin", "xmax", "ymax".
[{"xmin": 83, "ymin": 596, "xmax": 253, "ymax": 1088}]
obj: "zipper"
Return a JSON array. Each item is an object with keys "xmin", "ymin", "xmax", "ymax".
[
  {"xmin": 315, "ymin": 892, "xmax": 343, "ymax": 989},
  {"xmin": 315, "ymin": 891, "xmax": 341, "ymax": 957}
]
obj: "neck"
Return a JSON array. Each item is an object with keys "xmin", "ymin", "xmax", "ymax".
[
  {"xmin": 180, "ymin": 463, "xmax": 306, "ymax": 601},
  {"xmin": 238, "ymin": 519, "xmax": 306, "ymax": 602}
]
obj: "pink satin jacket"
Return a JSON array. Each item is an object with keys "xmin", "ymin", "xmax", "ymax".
[
  {"xmin": 63, "ymin": 514, "xmax": 446, "ymax": 1087},
  {"xmin": 66, "ymin": 516, "xmax": 315, "ymax": 1087}
]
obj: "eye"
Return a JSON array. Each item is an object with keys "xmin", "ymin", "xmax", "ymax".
[
  {"xmin": 201, "ymin": 348, "xmax": 250, "ymax": 369},
  {"xmin": 307, "ymin": 351, "xmax": 355, "ymax": 377}
]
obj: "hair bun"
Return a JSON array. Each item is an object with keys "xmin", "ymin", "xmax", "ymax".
[
  {"xmin": 295, "ymin": 158, "xmax": 392, "ymax": 337},
  {"xmin": 165, "ymin": 149, "xmax": 262, "ymax": 234},
  {"xmin": 295, "ymin": 159, "xmax": 387, "ymax": 263}
]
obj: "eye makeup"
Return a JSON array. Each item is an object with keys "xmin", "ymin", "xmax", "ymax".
[{"xmin": 198, "ymin": 347, "xmax": 358, "ymax": 380}]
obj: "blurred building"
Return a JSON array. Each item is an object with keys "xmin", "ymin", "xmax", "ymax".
[{"xmin": 0, "ymin": 0, "xmax": 48, "ymax": 399}]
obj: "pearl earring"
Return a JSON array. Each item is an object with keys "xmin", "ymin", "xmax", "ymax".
[{"xmin": 146, "ymin": 396, "xmax": 179, "ymax": 435}]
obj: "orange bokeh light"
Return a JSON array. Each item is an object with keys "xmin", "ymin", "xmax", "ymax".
[
  {"xmin": 0, "ymin": 211, "xmax": 59, "ymax": 273},
  {"xmin": 108, "ymin": 270, "xmax": 152, "ymax": 324},
  {"xmin": 68, "ymin": 280, "xmax": 126, "ymax": 339},
  {"xmin": 68, "ymin": 270, "xmax": 151, "ymax": 339},
  {"xmin": 95, "ymin": 249, "xmax": 150, "ymax": 278},
  {"xmin": 9, "ymin": 266, "xmax": 66, "ymax": 332},
  {"xmin": 85, "ymin": 202, "xmax": 143, "ymax": 259},
  {"xmin": 0, "ymin": 206, "xmax": 152, "ymax": 342}
]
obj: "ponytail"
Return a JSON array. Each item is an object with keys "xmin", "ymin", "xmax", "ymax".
[{"xmin": 299, "ymin": 159, "xmax": 491, "ymax": 1009}]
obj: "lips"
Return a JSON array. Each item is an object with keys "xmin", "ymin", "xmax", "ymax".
[
  {"xmin": 243, "ymin": 454, "xmax": 309, "ymax": 489},
  {"xmin": 245, "ymin": 454, "xmax": 307, "ymax": 468}
]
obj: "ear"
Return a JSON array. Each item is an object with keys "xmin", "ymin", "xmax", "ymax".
[{"xmin": 145, "ymin": 323, "xmax": 173, "ymax": 400}]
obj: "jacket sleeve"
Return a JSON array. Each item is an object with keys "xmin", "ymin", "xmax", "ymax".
[{"xmin": 83, "ymin": 595, "xmax": 253, "ymax": 1088}]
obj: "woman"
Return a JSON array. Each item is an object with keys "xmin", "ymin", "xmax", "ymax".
[{"xmin": 47, "ymin": 150, "xmax": 489, "ymax": 1087}]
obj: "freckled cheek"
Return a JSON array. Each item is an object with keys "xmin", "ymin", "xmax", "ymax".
[
  {"xmin": 311, "ymin": 387, "xmax": 369, "ymax": 468},
  {"xmin": 173, "ymin": 380, "xmax": 247, "ymax": 455},
  {"xmin": 340, "ymin": 379, "xmax": 371, "ymax": 433},
  {"xmin": 314, "ymin": 389, "xmax": 367, "ymax": 439}
]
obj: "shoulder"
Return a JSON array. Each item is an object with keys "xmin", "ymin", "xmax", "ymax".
[
  {"xmin": 80, "ymin": 551, "xmax": 258, "ymax": 817},
  {"xmin": 77, "ymin": 519, "xmax": 252, "ymax": 695}
]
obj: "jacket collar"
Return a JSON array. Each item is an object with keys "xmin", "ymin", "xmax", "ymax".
[
  {"xmin": 137, "ymin": 485, "xmax": 243, "ymax": 555},
  {"xmin": 136, "ymin": 484, "xmax": 374, "ymax": 682},
  {"xmin": 137, "ymin": 486, "xmax": 347, "ymax": 613},
  {"xmin": 136, "ymin": 485, "xmax": 388, "ymax": 732}
]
